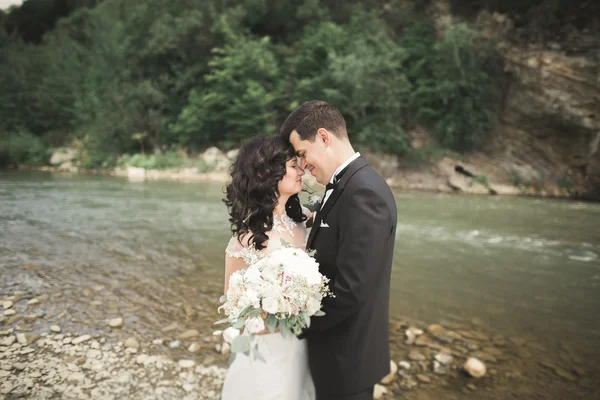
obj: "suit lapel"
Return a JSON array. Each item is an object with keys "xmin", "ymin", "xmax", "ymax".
[
  {"xmin": 306, "ymin": 157, "xmax": 369, "ymax": 249},
  {"xmin": 305, "ymin": 211, "xmax": 321, "ymax": 249}
]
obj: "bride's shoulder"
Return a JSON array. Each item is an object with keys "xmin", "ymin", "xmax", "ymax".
[
  {"xmin": 225, "ymin": 233, "xmax": 262, "ymax": 264},
  {"xmin": 226, "ymin": 232, "xmax": 253, "ymax": 251}
]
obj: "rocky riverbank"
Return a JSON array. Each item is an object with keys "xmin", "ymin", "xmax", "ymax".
[
  {"xmin": 1, "ymin": 289, "xmax": 228, "ymax": 400},
  {"xmin": 1, "ymin": 283, "xmax": 597, "ymax": 400},
  {"xmin": 13, "ymin": 144, "xmax": 587, "ymax": 202}
]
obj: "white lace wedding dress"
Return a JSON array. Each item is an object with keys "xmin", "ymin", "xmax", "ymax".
[{"xmin": 221, "ymin": 211, "xmax": 316, "ymax": 400}]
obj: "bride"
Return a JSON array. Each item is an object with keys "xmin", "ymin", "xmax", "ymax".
[{"xmin": 221, "ymin": 136, "xmax": 316, "ymax": 400}]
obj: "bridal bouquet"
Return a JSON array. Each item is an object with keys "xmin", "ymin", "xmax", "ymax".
[{"xmin": 215, "ymin": 245, "xmax": 332, "ymax": 362}]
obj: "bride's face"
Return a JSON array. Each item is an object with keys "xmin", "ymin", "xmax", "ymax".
[{"xmin": 278, "ymin": 158, "xmax": 304, "ymax": 197}]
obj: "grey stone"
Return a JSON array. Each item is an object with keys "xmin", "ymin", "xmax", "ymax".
[
  {"xmin": 124, "ymin": 338, "xmax": 140, "ymax": 350},
  {"xmin": 67, "ymin": 372, "xmax": 85, "ymax": 385},
  {"xmin": 72, "ymin": 335, "xmax": 91, "ymax": 345},
  {"xmin": 108, "ymin": 318, "xmax": 123, "ymax": 328}
]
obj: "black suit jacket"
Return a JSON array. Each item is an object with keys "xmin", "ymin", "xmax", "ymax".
[{"xmin": 303, "ymin": 156, "xmax": 397, "ymax": 396}]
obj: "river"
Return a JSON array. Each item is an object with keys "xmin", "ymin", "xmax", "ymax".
[{"xmin": 1, "ymin": 170, "xmax": 598, "ymax": 399}]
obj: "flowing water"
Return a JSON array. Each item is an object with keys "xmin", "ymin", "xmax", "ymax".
[{"xmin": 1, "ymin": 170, "xmax": 599, "ymax": 398}]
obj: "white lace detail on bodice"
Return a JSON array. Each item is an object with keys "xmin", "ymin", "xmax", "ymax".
[
  {"xmin": 225, "ymin": 209, "xmax": 310, "ymax": 265},
  {"xmin": 273, "ymin": 213, "xmax": 297, "ymax": 237}
]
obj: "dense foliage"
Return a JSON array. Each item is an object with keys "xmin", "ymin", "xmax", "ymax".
[{"xmin": 1, "ymin": 0, "xmax": 509, "ymax": 167}]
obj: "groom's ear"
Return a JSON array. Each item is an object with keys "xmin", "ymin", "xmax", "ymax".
[{"xmin": 316, "ymin": 128, "xmax": 332, "ymax": 147}]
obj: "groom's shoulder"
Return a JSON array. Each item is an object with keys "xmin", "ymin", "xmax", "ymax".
[
  {"xmin": 352, "ymin": 163, "xmax": 392, "ymax": 191},
  {"xmin": 346, "ymin": 165, "xmax": 395, "ymax": 207}
]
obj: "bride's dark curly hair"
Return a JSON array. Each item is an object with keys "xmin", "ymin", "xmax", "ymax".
[{"xmin": 224, "ymin": 136, "xmax": 306, "ymax": 250}]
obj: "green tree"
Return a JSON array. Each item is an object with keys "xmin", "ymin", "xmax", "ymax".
[
  {"xmin": 410, "ymin": 24, "xmax": 502, "ymax": 151},
  {"xmin": 172, "ymin": 26, "xmax": 281, "ymax": 149}
]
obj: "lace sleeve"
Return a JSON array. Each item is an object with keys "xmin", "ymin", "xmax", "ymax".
[{"xmin": 225, "ymin": 235, "xmax": 261, "ymax": 266}]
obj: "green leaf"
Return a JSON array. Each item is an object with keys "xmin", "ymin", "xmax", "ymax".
[
  {"xmin": 302, "ymin": 312, "xmax": 311, "ymax": 328},
  {"xmin": 279, "ymin": 323, "xmax": 291, "ymax": 339},
  {"xmin": 228, "ymin": 352, "xmax": 237, "ymax": 365},
  {"xmin": 239, "ymin": 305, "xmax": 253, "ymax": 316},
  {"xmin": 231, "ymin": 334, "xmax": 251, "ymax": 353},
  {"xmin": 233, "ymin": 318, "xmax": 245, "ymax": 329},
  {"xmin": 214, "ymin": 318, "xmax": 229, "ymax": 325},
  {"xmin": 266, "ymin": 314, "xmax": 278, "ymax": 333},
  {"xmin": 219, "ymin": 295, "xmax": 227, "ymax": 303},
  {"xmin": 313, "ymin": 310, "xmax": 326, "ymax": 317}
]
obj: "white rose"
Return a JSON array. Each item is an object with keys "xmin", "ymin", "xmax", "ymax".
[
  {"xmin": 236, "ymin": 294, "xmax": 252, "ymax": 310},
  {"xmin": 244, "ymin": 265, "xmax": 261, "ymax": 283},
  {"xmin": 222, "ymin": 327, "xmax": 240, "ymax": 344},
  {"xmin": 245, "ymin": 317, "xmax": 265, "ymax": 334},
  {"xmin": 229, "ymin": 272, "xmax": 243, "ymax": 287},
  {"xmin": 261, "ymin": 264, "xmax": 277, "ymax": 282},
  {"xmin": 304, "ymin": 270, "xmax": 322, "ymax": 285},
  {"xmin": 262, "ymin": 296, "xmax": 280, "ymax": 314},
  {"xmin": 244, "ymin": 289, "xmax": 260, "ymax": 308}
]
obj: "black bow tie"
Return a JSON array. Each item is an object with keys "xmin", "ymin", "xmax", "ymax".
[{"xmin": 325, "ymin": 163, "xmax": 352, "ymax": 192}]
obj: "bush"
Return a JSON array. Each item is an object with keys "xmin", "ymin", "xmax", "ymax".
[
  {"xmin": 117, "ymin": 150, "xmax": 208, "ymax": 171},
  {"xmin": 0, "ymin": 130, "xmax": 50, "ymax": 166},
  {"xmin": 409, "ymin": 24, "xmax": 502, "ymax": 152}
]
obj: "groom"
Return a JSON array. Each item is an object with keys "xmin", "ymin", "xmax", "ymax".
[{"xmin": 280, "ymin": 101, "xmax": 397, "ymax": 399}]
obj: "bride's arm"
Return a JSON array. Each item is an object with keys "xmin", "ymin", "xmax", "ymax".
[
  {"xmin": 224, "ymin": 254, "xmax": 277, "ymax": 336},
  {"xmin": 223, "ymin": 255, "xmax": 247, "ymax": 295}
]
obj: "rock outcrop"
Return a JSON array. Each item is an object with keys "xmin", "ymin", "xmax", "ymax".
[{"xmin": 422, "ymin": 0, "xmax": 600, "ymax": 200}]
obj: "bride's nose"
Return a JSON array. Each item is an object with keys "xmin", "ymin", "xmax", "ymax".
[{"xmin": 295, "ymin": 165, "xmax": 304, "ymax": 176}]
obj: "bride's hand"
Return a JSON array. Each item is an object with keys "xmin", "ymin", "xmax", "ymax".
[{"xmin": 256, "ymin": 312, "xmax": 279, "ymax": 335}]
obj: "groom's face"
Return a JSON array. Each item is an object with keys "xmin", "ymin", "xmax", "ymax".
[{"xmin": 290, "ymin": 130, "xmax": 331, "ymax": 186}]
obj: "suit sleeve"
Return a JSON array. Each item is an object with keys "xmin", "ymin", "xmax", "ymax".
[{"xmin": 303, "ymin": 184, "xmax": 392, "ymax": 335}]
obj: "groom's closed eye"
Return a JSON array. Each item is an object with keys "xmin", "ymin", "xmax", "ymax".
[{"xmin": 295, "ymin": 152, "xmax": 306, "ymax": 166}]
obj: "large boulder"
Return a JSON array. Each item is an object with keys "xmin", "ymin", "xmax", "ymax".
[
  {"xmin": 50, "ymin": 149, "xmax": 78, "ymax": 166},
  {"xmin": 56, "ymin": 161, "xmax": 78, "ymax": 172},
  {"xmin": 202, "ymin": 147, "xmax": 229, "ymax": 171},
  {"xmin": 226, "ymin": 149, "xmax": 239, "ymax": 161}
]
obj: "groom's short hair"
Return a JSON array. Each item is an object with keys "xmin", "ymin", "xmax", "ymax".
[{"xmin": 280, "ymin": 100, "xmax": 348, "ymax": 142}]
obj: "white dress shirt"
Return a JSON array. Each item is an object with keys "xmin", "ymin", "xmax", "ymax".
[{"xmin": 320, "ymin": 152, "xmax": 361, "ymax": 210}]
